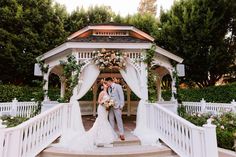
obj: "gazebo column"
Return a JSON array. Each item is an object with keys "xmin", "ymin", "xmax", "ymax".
[
  {"xmin": 156, "ymin": 76, "xmax": 162, "ymax": 101},
  {"xmin": 171, "ymin": 74, "xmax": 177, "ymax": 101},
  {"xmin": 93, "ymin": 82, "xmax": 98, "ymax": 116},
  {"xmin": 140, "ymin": 59, "xmax": 148, "ymax": 100},
  {"xmin": 43, "ymin": 71, "xmax": 50, "ymax": 101},
  {"xmin": 60, "ymin": 76, "xmax": 66, "ymax": 98},
  {"xmin": 127, "ymin": 86, "xmax": 131, "ymax": 116}
]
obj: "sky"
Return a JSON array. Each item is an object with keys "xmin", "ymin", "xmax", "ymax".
[{"xmin": 54, "ymin": 0, "xmax": 175, "ymax": 17}]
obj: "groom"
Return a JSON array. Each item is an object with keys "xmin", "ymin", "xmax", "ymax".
[{"xmin": 105, "ymin": 77, "xmax": 125, "ymax": 141}]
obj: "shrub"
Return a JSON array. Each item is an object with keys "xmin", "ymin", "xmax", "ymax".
[
  {"xmin": 162, "ymin": 82, "xmax": 236, "ymax": 103},
  {"xmin": 179, "ymin": 108, "xmax": 236, "ymax": 150},
  {"xmin": 1, "ymin": 115, "xmax": 29, "ymax": 128},
  {"xmin": 0, "ymin": 84, "xmax": 60, "ymax": 102}
]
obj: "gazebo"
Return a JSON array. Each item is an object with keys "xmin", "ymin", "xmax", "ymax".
[{"xmin": 35, "ymin": 23, "xmax": 184, "ymax": 114}]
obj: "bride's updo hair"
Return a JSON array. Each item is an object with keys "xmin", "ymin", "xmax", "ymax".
[{"xmin": 98, "ymin": 79, "xmax": 107, "ymax": 93}]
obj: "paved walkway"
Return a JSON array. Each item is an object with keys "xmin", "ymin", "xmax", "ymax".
[{"xmin": 82, "ymin": 115, "xmax": 136, "ymax": 132}]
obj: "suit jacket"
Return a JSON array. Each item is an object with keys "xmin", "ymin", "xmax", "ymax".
[{"xmin": 108, "ymin": 83, "xmax": 125, "ymax": 109}]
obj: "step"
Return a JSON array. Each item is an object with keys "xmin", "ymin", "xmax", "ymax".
[
  {"xmin": 38, "ymin": 144, "xmax": 177, "ymax": 157},
  {"xmin": 38, "ymin": 132, "xmax": 178, "ymax": 157},
  {"xmin": 113, "ymin": 132, "xmax": 140, "ymax": 147}
]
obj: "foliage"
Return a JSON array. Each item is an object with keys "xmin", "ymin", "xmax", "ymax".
[
  {"xmin": 92, "ymin": 49, "xmax": 127, "ymax": 70},
  {"xmin": 60, "ymin": 55, "xmax": 84, "ymax": 101},
  {"xmin": 1, "ymin": 115, "xmax": 29, "ymax": 128},
  {"xmin": 156, "ymin": 0, "xmax": 236, "ymax": 88},
  {"xmin": 143, "ymin": 44, "xmax": 158, "ymax": 102},
  {"xmin": 162, "ymin": 82, "xmax": 236, "ymax": 103},
  {"xmin": 0, "ymin": 0, "xmax": 67, "ymax": 84},
  {"xmin": 137, "ymin": 0, "xmax": 157, "ymax": 16},
  {"xmin": 65, "ymin": 5, "xmax": 114, "ymax": 33},
  {"xmin": 123, "ymin": 13, "xmax": 159, "ymax": 37},
  {"xmin": 180, "ymin": 111, "xmax": 236, "ymax": 150},
  {"xmin": 0, "ymin": 84, "xmax": 59, "ymax": 102}
]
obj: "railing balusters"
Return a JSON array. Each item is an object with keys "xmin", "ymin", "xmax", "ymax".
[{"xmin": 145, "ymin": 103, "xmax": 217, "ymax": 157}]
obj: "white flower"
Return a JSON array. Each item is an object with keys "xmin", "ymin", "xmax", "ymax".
[{"xmin": 220, "ymin": 125, "xmax": 225, "ymax": 129}]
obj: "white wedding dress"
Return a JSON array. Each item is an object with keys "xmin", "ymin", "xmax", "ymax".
[{"xmin": 53, "ymin": 92, "xmax": 117, "ymax": 152}]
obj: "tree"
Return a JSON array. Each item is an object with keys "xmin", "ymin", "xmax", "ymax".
[
  {"xmin": 65, "ymin": 5, "xmax": 114, "ymax": 34},
  {"xmin": 0, "ymin": 0, "xmax": 68, "ymax": 84},
  {"xmin": 156, "ymin": 0, "xmax": 236, "ymax": 87},
  {"xmin": 122, "ymin": 13, "xmax": 159, "ymax": 37},
  {"xmin": 137, "ymin": 0, "xmax": 157, "ymax": 16}
]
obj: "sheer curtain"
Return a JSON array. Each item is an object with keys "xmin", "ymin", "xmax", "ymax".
[
  {"xmin": 59, "ymin": 63, "xmax": 100, "ymax": 146},
  {"xmin": 120, "ymin": 59, "xmax": 160, "ymax": 146}
]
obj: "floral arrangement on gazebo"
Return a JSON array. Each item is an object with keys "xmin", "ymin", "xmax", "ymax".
[{"xmin": 92, "ymin": 49, "xmax": 127, "ymax": 70}]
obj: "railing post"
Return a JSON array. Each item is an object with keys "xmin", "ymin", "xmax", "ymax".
[
  {"xmin": 203, "ymin": 119, "xmax": 218, "ymax": 157},
  {"xmin": 62, "ymin": 104, "xmax": 68, "ymax": 133},
  {"xmin": 11, "ymin": 98, "xmax": 18, "ymax": 117},
  {"xmin": 231, "ymin": 99, "xmax": 236, "ymax": 112},
  {"xmin": 191, "ymin": 128, "xmax": 204, "ymax": 157},
  {"xmin": 146, "ymin": 104, "xmax": 151, "ymax": 128},
  {"xmin": 0, "ymin": 119, "xmax": 6, "ymax": 157},
  {"xmin": 200, "ymin": 98, "xmax": 206, "ymax": 113},
  {"xmin": 7, "ymin": 130, "xmax": 21, "ymax": 157}
]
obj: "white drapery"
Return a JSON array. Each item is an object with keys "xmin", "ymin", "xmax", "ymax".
[
  {"xmin": 119, "ymin": 60, "xmax": 142, "ymax": 98},
  {"xmin": 59, "ymin": 63, "xmax": 100, "ymax": 145},
  {"xmin": 120, "ymin": 59, "xmax": 160, "ymax": 146},
  {"xmin": 60, "ymin": 58, "xmax": 159, "ymax": 146},
  {"xmin": 70, "ymin": 63, "xmax": 100, "ymax": 131}
]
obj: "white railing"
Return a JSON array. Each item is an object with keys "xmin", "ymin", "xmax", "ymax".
[
  {"xmin": 0, "ymin": 103, "xmax": 71, "ymax": 157},
  {"xmin": 146, "ymin": 103, "xmax": 218, "ymax": 157},
  {"xmin": 0, "ymin": 98, "xmax": 38, "ymax": 118},
  {"xmin": 182, "ymin": 99, "xmax": 236, "ymax": 114}
]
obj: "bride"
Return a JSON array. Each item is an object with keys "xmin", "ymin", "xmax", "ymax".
[{"xmin": 53, "ymin": 81, "xmax": 117, "ymax": 151}]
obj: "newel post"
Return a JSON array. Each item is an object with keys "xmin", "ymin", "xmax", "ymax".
[
  {"xmin": 203, "ymin": 119, "xmax": 218, "ymax": 157},
  {"xmin": 231, "ymin": 99, "xmax": 236, "ymax": 112},
  {"xmin": 11, "ymin": 98, "xmax": 18, "ymax": 117},
  {"xmin": 200, "ymin": 98, "xmax": 206, "ymax": 113}
]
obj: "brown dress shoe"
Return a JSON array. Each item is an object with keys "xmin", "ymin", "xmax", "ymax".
[{"xmin": 120, "ymin": 135, "xmax": 125, "ymax": 141}]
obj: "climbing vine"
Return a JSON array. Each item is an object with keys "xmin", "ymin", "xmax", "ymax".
[
  {"xmin": 32, "ymin": 58, "xmax": 50, "ymax": 115},
  {"xmin": 173, "ymin": 67, "xmax": 182, "ymax": 103},
  {"xmin": 60, "ymin": 55, "xmax": 84, "ymax": 102},
  {"xmin": 144, "ymin": 44, "xmax": 158, "ymax": 102}
]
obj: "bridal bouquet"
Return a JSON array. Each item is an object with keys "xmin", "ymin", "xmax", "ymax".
[{"xmin": 103, "ymin": 99, "xmax": 115, "ymax": 111}]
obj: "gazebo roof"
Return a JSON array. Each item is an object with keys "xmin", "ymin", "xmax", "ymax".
[
  {"xmin": 67, "ymin": 23, "xmax": 154, "ymax": 42},
  {"xmin": 69, "ymin": 36, "xmax": 150, "ymax": 43},
  {"xmin": 38, "ymin": 23, "xmax": 183, "ymax": 63}
]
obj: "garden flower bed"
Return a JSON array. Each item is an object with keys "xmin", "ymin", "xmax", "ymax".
[
  {"xmin": 179, "ymin": 106, "xmax": 236, "ymax": 150},
  {"xmin": 1, "ymin": 116, "xmax": 29, "ymax": 128}
]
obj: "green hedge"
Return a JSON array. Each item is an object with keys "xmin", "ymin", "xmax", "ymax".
[
  {"xmin": 162, "ymin": 82, "xmax": 236, "ymax": 103},
  {"xmin": 0, "ymin": 85, "xmax": 60, "ymax": 102},
  {"xmin": 0, "ymin": 82, "xmax": 235, "ymax": 102}
]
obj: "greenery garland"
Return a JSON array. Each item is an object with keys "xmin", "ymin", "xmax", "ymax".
[
  {"xmin": 144, "ymin": 44, "xmax": 158, "ymax": 102},
  {"xmin": 60, "ymin": 55, "xmax": 84, "ymax": 102},
  {"xmin": 31, "ymin": 58, "xmax": 50, "ymax": 115},
  {"xmin": 92, "ymin": 49, "xmax": 127, "ymax": 70}
]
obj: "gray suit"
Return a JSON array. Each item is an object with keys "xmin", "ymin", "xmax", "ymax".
[{"xmin": 108, "ymin": 83, "xmax": 125, "ymax": 135}]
